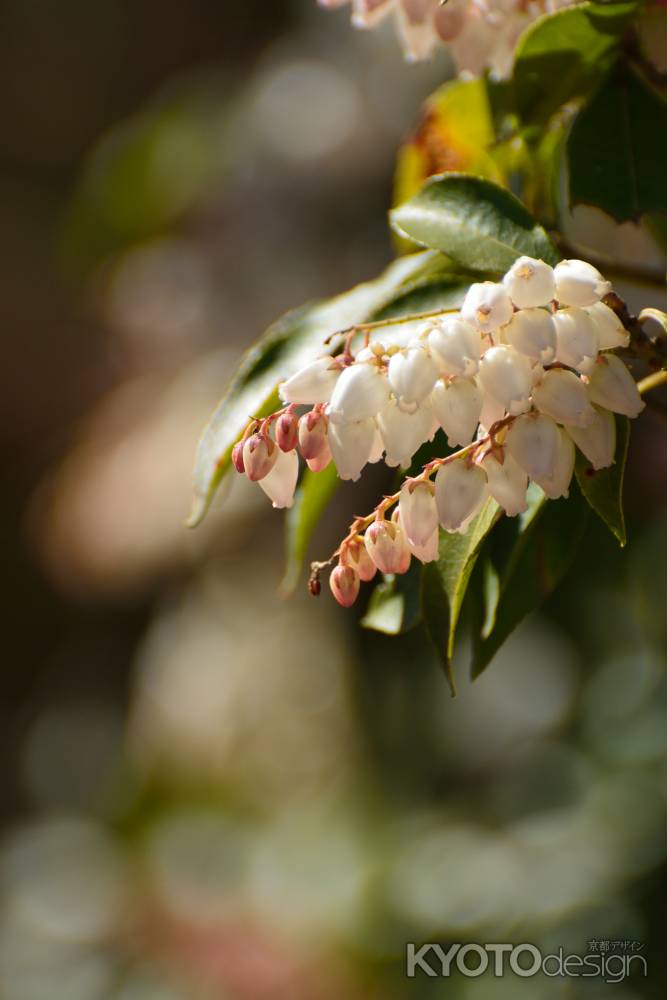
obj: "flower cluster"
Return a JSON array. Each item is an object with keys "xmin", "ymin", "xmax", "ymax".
[
  {"xmin": 317, "ymin": 0, "xmax": 573, "ymax": 75},
  {"xmin": 230, "ymin": 256, "xmax": 644, "ymax": 607}
]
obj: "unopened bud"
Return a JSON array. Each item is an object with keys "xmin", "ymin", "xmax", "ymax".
[
  {"xmin": 365, "ymin": 518, "xmax": 411, "ymax": 575},
  {"xmin": 329, "ymin": 564, "xmax": 360, "ymax": 608},
  {"xmin": 276, "ymin": 411, "xmax": 299, "ymax": 452},
  {"xmin": 341, "ymin": 535, "xmax": 377, "ymax": 582},
  {"xmin": 554, "ymin": 259, "xmax": 611, "ymax": 307},
  {"xmin": 243, "ymin": 433, "xmax": 278, "ymax": 482},
  {"xmin": 587, "ymin": 354, "xmax": 645, "ymax": 418},
  {"xmin": 232, "ymin": 440, "xmax": 245, "ymax": 474},
  {"xmin": 298, "ymin": 410, "xmax": 329, "ymax": 460},
  {"xmin": 503, "ymin": 256, "xmax": 556, "ymax": 309}
]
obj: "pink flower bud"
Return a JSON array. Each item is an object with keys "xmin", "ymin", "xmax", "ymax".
[
  {"xmin": 232, "ymin": 440, "xmax": 245, "ymax": 474},
  {"xmin": 341, "ymin": 536, "xmax": 377, "ymax": 582},
  {"xmin": 365, "ymin": 518, "xmax": 411, "ymax": 575},
  {"xmin": 329, "ymin": 564, "xmax": 360, "ymax": 608},
  {"xmin": 243, "ymin": 433, "xmax": 278, "ymax": 482},
  {"xmin": 276, "ymin": 411, "xmax": 299, "ymax": 452},
  {"xmin": 298, "ymin": 410, "xmax": 329, "ymax": 460}
]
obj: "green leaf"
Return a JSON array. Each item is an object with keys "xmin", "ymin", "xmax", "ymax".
[
  {"xmin": 472, "ymin": 487, "xmax": 589, "ymax": 678},
  {"xmin": 188, "ymin": 250, "xmax": 443, "ymax": 526},
  {"xmin": 361, "ymin": 561, "xmax": 423, "ymax": 635},
  {"xmin": 421, "ymin": 498, "xmax": 501, "ymax": 693},
  {"xmin": 512, "ymin": 1, "xmax": 638, "ymax": 125},
  {"xmin": 281, "ymin": 463, "xmax": 339, "ymax": 595},
  {"xmin": 390, "ymin": 174, "xmax": 559, "ymax": 273},
  {"xmin": 575, "ymin": 415, "xmax": 630, "ymax": 546},
  {"xmin": 568, "ymin": 64, "xmax": 667, "ymax": 222}
]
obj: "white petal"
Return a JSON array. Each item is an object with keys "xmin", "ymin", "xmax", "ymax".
[
  {"xmin": 258, "ymin": 448, "xmax": 299, "ymax": 508},
  {"xmin": 506, "ymin": 413, "xmax": 560, "ymax": 479},
  {"xmin": 481, "ymin": 450, "xmax": 528, "ymax": 516},
  {"xmin": 398, "ymin": 481, "xmax": 438, "ymax": 548},
  {"xmin": 409, "ymin": 525, "xmax": 440, "ymax": 563},
  {"xmin": 586, "ymin": 302, "xmax": 629, "ymax": 350},
  {"xmin": 554, "ymin": 259, "xmax": 612, "ymax": 307},
  {"xmin": 328, "ymin": 417, "xmax": 376, "ymax": 480},
  {"xmin": 533, "ymin": 427, "xmax": 575, "ymax": 499},
  {"xmin": 461, "ymin": 281, "xmax": 514, "ymax": 333},
  {"xmin": 503, "ymin": 308, "xmax": 556, "ymax": 364},
  {"xmin": 587, "ymin": 355, "xmax": 645, "ymax": 418},
  {"xmin": 428, "ymin": 316, "xmax": 482, "ymax": 376},
  {"xmin": 503, "ymin": 257, "xmax": 556, "ymax": 308},
  {"xmin": 430, "ymin": 376, "xmax": 482, "ymax": 446},
  {"xmin": 566, "ymin": 405, "xmax": 616, "ymax": 469},
  {"xmin": 387, "ymin": 345, "xmax": 438, "ymax": 404},
  {"xmin": 477, "ymin": 345, "xmax": 533, "ymax": 415},
  {"xmin": 377, "ymin": 399, "xmax": 433, "ymax": 467},
  {"xmin": 435, "ymin": 459, "xmax": 487, "ymax": 533},
  {"xmin": 553, "ymin": 307, "xmax": 599, "ymax": 373},
  {"xmin": 279, "ymin": 357, "xmax": 340, "ymax": 405},
  {"xmin": 328, "ymin": 362, "xmax": 390, "ymax": 423},
  {"xmin": 532, "ymin": 369, "xmax": 595, "ymax": 427}
]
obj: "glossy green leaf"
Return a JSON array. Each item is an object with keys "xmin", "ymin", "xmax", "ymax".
[
  {"xmin": 512, "ymin": 1, "xmax": 638, "ymax": 125},
  {"xmin": 575, "ymin": 415, "xmax": 630, "ymax": 546},
  {"xmin": 188, "ymin": 251, "xmax": 443, "ymax": 526},
  {"xmin": 421, "ymin": 498, "xmax": 501, "ymax": 693},
  {"xmin": 390, "ymin": 174, "xmax": 559, "ymax": 273},
  {"xmin": 281, "ymin": 462, "xmax": 339, "ymax": 595},
  {"xmin": 361, "ymin": 561, "xmax": 423, "ymax": 635},
  {"xmin": 568, "ymin": 64, "xmax": 667, "ymax": 222},
  {"xmin": 472, "ymin": 487, "xmax": 589, "ymax": 678}
]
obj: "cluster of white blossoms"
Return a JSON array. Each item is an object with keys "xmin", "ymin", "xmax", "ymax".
[
  {"xmin": 318, "ymin": 0, "xmax": 572, "ymax": 75},
  {"xmin": 231, "ymin": 256, "xmax": 645, "ymax": 607}
]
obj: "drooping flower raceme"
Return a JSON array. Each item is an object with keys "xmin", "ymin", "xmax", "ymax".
[
  {"xmin": 317, "ymin": 0, "xmax": 574, "ymax": 76},
  {"xmin": 229, "ymin": 256, "xmax": 645, "ymax": 606}
]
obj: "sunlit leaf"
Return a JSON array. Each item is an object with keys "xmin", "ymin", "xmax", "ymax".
[
  {"xmin": 568, "ymin": 65, "xmax": 667, "ymax": 222},
  {"xmin": 390, "ymin": 174, "xmax": 559, "ymax": 273},
  {"xmin": 512, "ymin": 0, "xmax": 638, "ymax": 125},
  {"xmin": 575, "ymin": 415, "xmax": 630, "ymax": 546}
]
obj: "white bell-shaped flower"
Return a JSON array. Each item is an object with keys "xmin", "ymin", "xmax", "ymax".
[
  {"xmin": 329, "ymin": 564, "xmax": 360, "ymax": 608},
  {"xmin": 328, "ymin": 362, "xmax": 390, "ymax": 423},
  {"xmin": 377, "ymin": 399, "xmax": 433, "ymax": 467},
  {"xmin": 409, "ymin": 527, "xmax": 440, "ymax": 563},
  {"xmin": 341, "ymin": 535, "xmax": 377, "ymax": 582},
  {"xmin": 503, "ymin": 308, "xmax": 556, "ymax": 364},
  {"xmin": 368, "ymin": 427, "xmax": 385, "ymax": 463},
  {"xmin": 533, "ymin": 427, "xmax": 575, "ymax": 499},
  {"xmin": 430, "ymin": 376, "xmax": 482, "ymax": 446},
  {"xmin": 477, "ymin": 345, "xmax": 533, "ymax": 415},
  {"xmin": 503, "ymin": 256, "xmax": 556, "ymax": 308},
  {"xmin": 532, "ymin": 369, "xmax": 595, "ymax": 427},
  {"xmin": 480, "ymin": 450, "xmax": 529, "ymax": 516},
  {"xmin": 478, "ymin": 394, "xmax": 506, "ymax": 433},
  {"xmin": 258, "ymin": 447, "xmax": 299, "ymax": 508},
  {"xmin": 328, "ymin": 417, "xmax": 376, "ymax": 480},
  {"xmin": 243, "ymin": 433, "xmax": 278, "ymax": 482},
  {"xmin": 587, "ymin": 355, "xmax": 645, "ymax": 418},
  {"xmin": 553, "ymin": 307, "xmax": 599, "ymax": 372},
  {"xmin": 586, "ymin": 301, "xmax": 629, "ymax": 350},
  {"xmin": 566, "ymin": 405, "xmax": 616, "ymax": 470},
  {"xmin": 387, "ymin": 343, "xmax": 438, "ymax": 404},
  {"xmin": 554, "ymin": 259, "xmax": 612, "ymax": 307},
  {"xmin": 365, "ymin": 519, "xmax": 411, "ymax": 575},
  {"xmin": 435, "ymin": 459, "xmax": 487, "ymax": 533},
  {"xmin": 506, "ymin": 413, "xmax": 560, "ymax": 479},
  {"xmin": 398, "ymin": 481, "xmax": 439, "ymax": 551},
  {"xmin": 279, "ymin": 356, "xmax": 340, "ymax": 405},
  {"xmin": 427, "ymin": 317, "xmax": 482, "ymax": 377},
  {"xmin": 461, "ymin": 281, "xmax": 514, "ymax": 333}
]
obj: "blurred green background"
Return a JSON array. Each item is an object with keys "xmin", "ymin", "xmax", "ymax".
[{"xmin": 3, "ymin": 2, "xmax": 667, "ymax": 998}]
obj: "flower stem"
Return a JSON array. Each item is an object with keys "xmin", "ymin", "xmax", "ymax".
[{"xmin": 637, "ymin": 369, "xmax": 667, "ymax": 395}]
